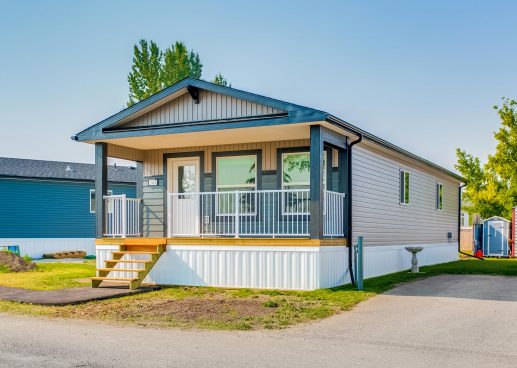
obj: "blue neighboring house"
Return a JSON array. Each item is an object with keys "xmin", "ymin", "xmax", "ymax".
[{"xmin": 0, "ymin": 157, "xmax": 137, "ymax": 258}]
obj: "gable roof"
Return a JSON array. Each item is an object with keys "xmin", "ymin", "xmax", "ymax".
[
  {"xmin": 483, "ymin": 216, "xmax": 510, "ymax": 223},
  {"xmin": 0, "ymin": 157, "xmax": 136, "ymax": 183},
  {"xmin": 72, "ymin": 77, "xmax": 464, "ymax": 182}
]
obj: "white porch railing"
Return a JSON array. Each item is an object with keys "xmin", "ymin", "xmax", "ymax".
[
  {"xmin": 104, "ymin": 194, "xmax": 141, "ymax": 238},
  {"xmin": 167, "ymin": 189, "xmax": 345, "ymax": 238},
  {"xmin": 323, "ymin": 190, "xmax": 346, "ymax": 237}
]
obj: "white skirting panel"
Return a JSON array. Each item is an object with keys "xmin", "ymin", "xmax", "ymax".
[
  {"xmin": 96, "ymin": 242, "xmax": 458, "ymax": 290},
  {"xmin": 1, "ymin": 238, "xmax": 96, "ymax": 259},
  {"xmin": 362, "ymin": 242, "xmax": 458, "ymax": 279}
]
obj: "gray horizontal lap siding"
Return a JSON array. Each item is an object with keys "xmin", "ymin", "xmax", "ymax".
[
  {"xmin": 142, "ymin": 177, "xmax": 165, "ymax": 237},
  {"xmin": 351, "ymin": 145, "xmax": 459, "ymax": 246},
  {"xmin": 0, "ymin": 178, "xmax": 135, "ymax": 238},
  {"xmin": 121, "ymin": 89, "xmax": 285, "ymax": 129}
]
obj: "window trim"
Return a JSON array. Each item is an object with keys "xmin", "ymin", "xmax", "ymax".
[
  {"xmin": 399, "ymin": 169, "xmax": 410, "ymax": 205},
  {"xmin": 280, "ymin": 149, "xmax": 329, "ymax": 215},
  {"xmin": 212, "ymin": 150, "xmax": 262, "ymax": 216},
  {"xmin": 436, "ymin": 182, "xmax": 444, "ymax": 211},
  {"xmin": 90, "ymin": 189, "xmax": 113, "ymax": 213}
]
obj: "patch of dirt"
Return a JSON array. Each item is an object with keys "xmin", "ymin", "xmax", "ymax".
[
  {"xmin": 0, "ymin": 251, "xmax": 36, "ymax": 272},
  {"xmin": 73, "ymin": 295, "xmax": 275, "ymax": 323}
]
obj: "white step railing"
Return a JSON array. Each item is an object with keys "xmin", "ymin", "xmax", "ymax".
[
  {"xmin": 104, "ymin": 194, "xmax": 141, "ymax": 238},
  {"xmin": 167, "ymin": 189, "xmax": 345, "ymax": 238}
]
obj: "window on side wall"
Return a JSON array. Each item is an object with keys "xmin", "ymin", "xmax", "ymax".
[
  {"xmin": 216, "ymin": 155, "xmax": 257, "ymax": 215},
  {"xmin": 436, "ymin": 183, "xmax": 443, "ymax": 210},
  {"xmin": 281, "ymin": 151, "xmax": 327, "ymax": 214},
  {"xmin": 90, "ymin": 189, "xmax": 113, "ymax": 213},
  {"xmin": 399, "ymin": 170, "xmax": 410, "ymax": 205}
]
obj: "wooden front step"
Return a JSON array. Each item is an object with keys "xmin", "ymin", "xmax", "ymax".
[
  {"xmin": 91, "ymin": 277, "xmax": 139, "ymax": 282},
  {"xmin": 92, "ymin": 242, "xmax": 166, "ymax": 290},
  {"xmin": 105, "ymin": 260, "xmax": 152, "ymax": 264},
  {"xmin": 112, "ymin": 251, "xmax": 160, "ymax": 255},
  {"xmin": 97, "ymin": 268, "xmax": 147, "ymax": 273}
]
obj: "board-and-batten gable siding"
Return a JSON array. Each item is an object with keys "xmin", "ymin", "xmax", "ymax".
[
  {"xmin": 119, "ymin": 89, "xmax": 285, "ymax": 130},
  {"xmin": 143, "ymin": 139, "xmax": 312, "ymax": 177},
  {"xmin": 0, "ymin": 178, "xmax": 135, "ymax": 238},
  {"xmin": 351, "ymin": 144, "xmax": 459, "ymax": 246}
]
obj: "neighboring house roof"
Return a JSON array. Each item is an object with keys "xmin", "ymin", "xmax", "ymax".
[
  {"xmin": 483, "ymin": 216, "xmax": 510, "ymax": 223},
  {"xmin": 72, "ymin": 77, "xmax": 464, "ymax": 182},
  {"xmin": 0, "ymin": 157, "xmax": 136, "ymax": 183}
]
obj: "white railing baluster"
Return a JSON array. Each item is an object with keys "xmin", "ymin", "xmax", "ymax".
[{"xmin": 164, "ymin": 189, "xmax": 345, "ymax": 239}]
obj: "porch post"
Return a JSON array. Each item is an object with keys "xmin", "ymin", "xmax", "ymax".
[
  {"xmin": 338, "ymin": 146, "xmax": 348, "ymax": 238},
  {"xmin": 136, "ymin": 161, "xmax": 144, "ymax": 237},
  {"xmin": 95, "ymin": 142, "xmax": 108, "ymax": 239},
  {"xmin": 310, "ymin": 125, "xmax": 324, "ymax": 239}
]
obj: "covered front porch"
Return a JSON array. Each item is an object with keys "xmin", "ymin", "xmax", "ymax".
[
  {"xmin": 75, "ymin": 78, "xmax": 358, "ymax": 289},
  {"xmin": 95, "ymin": 124, "xmax": 350, "ymax": 242}
]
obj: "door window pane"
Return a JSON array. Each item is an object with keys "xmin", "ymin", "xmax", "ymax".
[{"xmin": 177, "ymin": 165, "xmax": 196, "ymax": 196}]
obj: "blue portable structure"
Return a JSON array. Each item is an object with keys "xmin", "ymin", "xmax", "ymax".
[{"xmin": 482, "ymin": 216, "xmax": 510, "ymax": 257}]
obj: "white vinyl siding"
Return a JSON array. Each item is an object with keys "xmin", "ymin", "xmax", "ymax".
[{"xmin": 352, "ymin": 144, "xmax": 459, "ymax": 246}]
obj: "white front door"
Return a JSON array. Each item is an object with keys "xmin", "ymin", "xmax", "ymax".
[{"xmin": 167, "ymin": 157, "xmax": 201, "ymax": 237}]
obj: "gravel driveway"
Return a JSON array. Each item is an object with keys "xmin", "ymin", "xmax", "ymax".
[{"xmin": 1, "ymin": 275, "xmax": 516, "ymax": 368}]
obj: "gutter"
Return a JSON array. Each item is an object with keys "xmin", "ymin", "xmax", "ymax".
[
  {"xmin": 458, "ymin": 183, "xmax": 483, "ymax": 260},
  {"xmin": 347, "ymin": 133, "xmax": 363, "ymax": 286}
]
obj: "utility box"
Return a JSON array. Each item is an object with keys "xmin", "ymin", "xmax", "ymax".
[{"xmin": 482, "ymin": 216, "xmax": 510, "ymax": 257}]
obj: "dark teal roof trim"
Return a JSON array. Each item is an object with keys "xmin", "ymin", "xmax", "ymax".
[
  {"xmin": 73, "ymin": 77, "xmax": 463, "ymax": 182},
  {"xmin": 73, "ymin": 78, "xmax": 326, "ymax": 142}
]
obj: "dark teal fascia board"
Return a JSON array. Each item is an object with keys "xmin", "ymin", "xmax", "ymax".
[
  {"xmin": 325, "ymin": 115, "xmax": 465, "ymax": 182},
  {"xmin": 73, "ymin": 78, "xmax": 327, "ymax": 142},
  {"xmin": 75, "ymin": 110, "xmax": 328, "ymax": 142}
]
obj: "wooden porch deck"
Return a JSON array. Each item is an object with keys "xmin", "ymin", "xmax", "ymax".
[{"xmin": 96, "ymin": 237, "xmax": 347, "ymax": 247}]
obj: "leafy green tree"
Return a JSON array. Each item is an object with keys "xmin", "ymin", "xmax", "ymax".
[
  {"xmin": 127, "ymin": 40, "xmax": 163, "ymax": 106},
  {"xmin": 455, "ymin": 98, "xmax": 517, "ymax": 218},
  {"xmin": 212, "ymin": 73, "xmax": 231, "ymax": 87},
  {"xmin": 162, "ymin": 41, "xmax": 203, "ymax": 87},
  {"xmin": 127, "ymin": 40, "xmax": 203, "ymax": 106}
]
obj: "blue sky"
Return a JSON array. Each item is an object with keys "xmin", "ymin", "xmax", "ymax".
[{"xmin": 0, "ymin": 0, "xmax": 516, "ymax": 170}]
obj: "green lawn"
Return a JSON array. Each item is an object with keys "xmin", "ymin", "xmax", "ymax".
[
  {"xmin": 0, "ymin": 262, "xmax": 96, "ymax": 290},
  {"xmin": 0, "ymin": 258, "xmax": 515, "ymax": 330}
]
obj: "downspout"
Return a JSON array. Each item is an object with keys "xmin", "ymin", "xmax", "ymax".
[
  {"xmin": 347, "ymin": 133, "xmax": 363, "ymax": 285},
  {"xmin": 458, "ymin": 183, "xmax": 484, "ymax": 260}
]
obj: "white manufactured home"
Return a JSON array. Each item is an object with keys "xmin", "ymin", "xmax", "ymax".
[{"xmin": 73, "ymin": 78, "xmax": 463, "ymax": 290}]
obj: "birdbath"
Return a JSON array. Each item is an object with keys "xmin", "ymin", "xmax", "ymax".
[{"xmin": 405, "ymin": 247, "xmax": 424, "ymax": 273}]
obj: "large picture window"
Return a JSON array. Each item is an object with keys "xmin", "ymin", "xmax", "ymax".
[
  {"xmin": 281, "ymin": 151, "xmax": 326, "ymax": 214},
  {"xmin": 216, "ymin": 155, "xmax": 257, "ymax": 215}
]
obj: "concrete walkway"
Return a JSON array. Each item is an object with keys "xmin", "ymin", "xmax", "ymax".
[
  {"xmin": 1, "ymin": 275, "xmax": 517, "ymax": 367},
  {"xmin": 0, "ymin": 285, "xmax": 157, "ymax": 305}
]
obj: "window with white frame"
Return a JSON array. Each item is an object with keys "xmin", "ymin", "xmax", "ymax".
[
  {"xmin": 90, "ymin": 189, "xmax": 113, "ymax": 213},
  {"xmin": 216, "ymin": 155, "xmax": 257, "ymax": 215},
  {"xmin": 436, "ymin": 183, "xmax": 443, "ymax": 210},
  {"xmin": 399, "ymin": 170, "xmax": 410, "ymax": 204},
  {"xmin": 281, "ymin": 151, "xmax": 327, "ymax": 214}
]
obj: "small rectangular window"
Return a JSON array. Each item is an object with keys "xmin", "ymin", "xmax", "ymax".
[
  {"xmin": 400, "ymin": 170, "xmax": 410, "ymax": 204},
  {"xmin": 90, "ymin": 189, "xmax": 113, "ymax": 213},
  {"xmin": 436, "ymin": 183, "xmax": 443, "ymax": 210}
]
